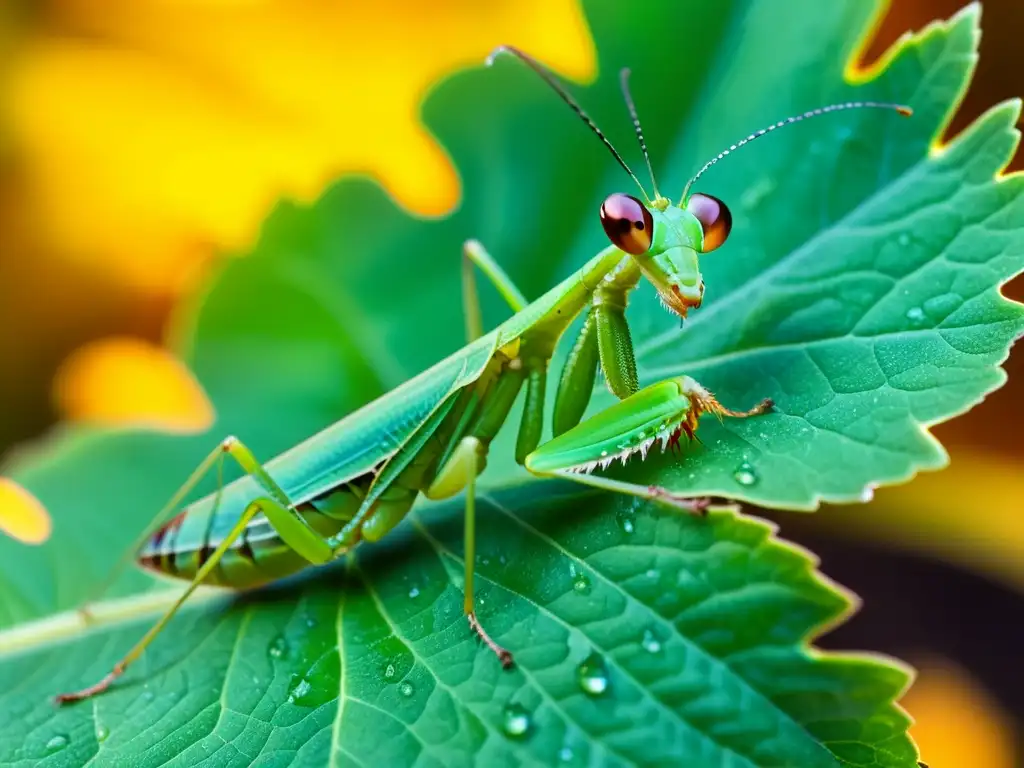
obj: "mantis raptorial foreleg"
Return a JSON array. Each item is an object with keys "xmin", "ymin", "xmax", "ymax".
[
  {"xmin": 527, "ymin": 376, "xmax": 774, "ymax": 515},
  {"xmin": 56, "ymin": 437, "xmax": 341, "ymax": 703}
]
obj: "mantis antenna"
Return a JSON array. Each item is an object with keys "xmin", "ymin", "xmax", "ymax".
[
  {"xmin": 486, "ymin": 45, "xmax": 650, "ymax": 203},
  {"xmin": 619, "ymin": 67, "xmax": 661, "ymax": 202},
  {"xmin": 680, "ymin": 100, "xmax": 913, "ymax": 204}
]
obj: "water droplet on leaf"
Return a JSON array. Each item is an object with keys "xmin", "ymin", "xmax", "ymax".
[
  {"xmin": 898, "ymin": 232, "xmax": 911, "ymax": 246},
  {"xmin": 502, "ymin": 702, "xmax": 531, "ymax": 738},
  {"xmin": 905, "ymin": 306, "xmax": 925, "ymax": 323},
  {"xmin": 577, "ymin": 652, "xmax": 610, "ymax": 696},
  {"xmin": 96, "ymin": 725, "xmax": 109, "ymax": 743},
  {"xmin": 559, "ymin": 745, "xmax": 574, "ymax": 762},
  {"xmin": 733, "ymin": 462, "xmax": 758, "ymax": 486},
  {"xmin": 616, "ymin": 509, "xmax": 635, "ymax": 534},
  {"xmin": 641, "ymin": 628, "xmax": 662, "ymax": 654},
  {"xmin": 573, "ymin": 573, "xmax": 592, "ymax": 594},
  {"xmin": 45, "ymin": 735, "xmax": 68, "ymax": 753},
  {"xmin": 288, "ymin": 677, "xmax": 314, "ymax": 706},
  {"xmin": 268, "ymin": 635, "xmax": 289, "ymax": 660},
  {"xmin": 408, "ymin": 586, "xmax": 420, "ymax": 599},
  {"xmin": 384, "ymin": 663, "xmax": 396, "ymax": 681},
  {"xmin": 568, "ymin": 563, "xmax": 592, "ymax": 595},
  {"xmin": 399, "ymin": 681, "xmax": 415, "ymax": 697}
]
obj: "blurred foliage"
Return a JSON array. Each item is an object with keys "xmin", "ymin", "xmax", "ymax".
[{"xmin": 0, "ymin": 0, "xmax": 594, "ymax": 452}]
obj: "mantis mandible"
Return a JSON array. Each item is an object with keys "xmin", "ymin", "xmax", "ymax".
[{"xmin": 55, "ymin": 46, "xmax": 909, "ymax": 703}]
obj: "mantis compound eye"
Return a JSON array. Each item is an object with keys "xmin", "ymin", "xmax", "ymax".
[
  {"xmin": 685, "ymin": 193, "xmax": 732, "ymax": 252},
  {"xmin": 600, "ymin": 193, "xmax": 654, "ymax": 255}
]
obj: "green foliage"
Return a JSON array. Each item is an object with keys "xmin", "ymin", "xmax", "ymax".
[{"xmin": 0, "ymin": 1, "xmax": 1021, "ymax": 765}]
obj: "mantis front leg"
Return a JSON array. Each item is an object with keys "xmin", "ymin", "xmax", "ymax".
[{"xmin": 528, "ymin": 376, "xmax": 774, "ymax": 513}]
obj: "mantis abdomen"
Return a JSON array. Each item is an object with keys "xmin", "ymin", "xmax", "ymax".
[{"xmin": 137, "ymin": 486, "xmax": 364, "ymax": 589}]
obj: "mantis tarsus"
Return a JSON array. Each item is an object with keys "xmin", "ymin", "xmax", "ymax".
[{"xmin": 54, "ymin": 46, "xmax": 910, "ymax": 704}]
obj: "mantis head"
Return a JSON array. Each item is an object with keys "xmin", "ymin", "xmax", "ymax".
[
  {"xmin": 599, "ymin": 191, "xmax": 730, "ymax": 318},
  {"xmin": 487, "ymin": 45, "xmax": 911, "ymax": 321}
]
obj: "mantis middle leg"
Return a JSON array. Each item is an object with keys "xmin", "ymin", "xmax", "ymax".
[{"xmin": 462, "ymin": 239, "xmax": 527, "ymax": 342}]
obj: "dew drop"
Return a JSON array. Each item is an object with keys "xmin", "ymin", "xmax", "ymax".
[
  {"xmin": 96, "ymin": 725, "xmax": 110, "ymax": 743},
  {"xmin": 568, "ymin": 563, "xmax": 592, "ymax": 595},
  {"xmin": 287, "ymin": 677, "xmax": 313, "ymax": 706},
  {"xmin": 616, "ymin": 509, "xmax": 635, "ymax": 535},
  {"xmin": 641, "ymin": 628, "xmax": 662, "ymax": 654},
  {"xmin": 141, "ymin": 689, "xmax": 155, "ymax": 702},
  {"xmin": 304, "ymin": 616, "xmax": 317, "ymax": 629},
  {"xmin": 923, "ymin": 293, "xmax": 962, "ymax": 319},
  {"xmin": 897, "ymin": 232, "xmax": 911, "ymax": 247},
  {"xmin": 384, "ymin": 663, "xmax": 397, "ymax": 681},
  {"xmin": 399, "ymin": 681, "xmax": 415, "ymax": 697},
  {"xmin": 577, "ymin": 652, "xmax": 610, "ymax": 696},
  {"xmin": 733, "ymin": 462, "xmax": 758, "ymax": 487},
  {"xmin": 268, "ymin": 635, "xmax": 290, "ymax": 660},
  {"xmin": 502, "ymin": 702, "xmax": 532, "ymax": 738},
  {"xmin": 408, "ymin": 586, "xmax": 421, "ymax": 599},
  {"xmin": 905, "ymin": 306, "xmax": 925, "ymax": 323},
  {"xmin": 573, "ymin": 572, "xmax": 592, "ymax": 595},
  {"xmin": 559, "ymin": 745, "xmax": 575, "ymax": 762},
  {"xmin": 44, "ymin": 735, "xmax": 68, "ymax": 754}
]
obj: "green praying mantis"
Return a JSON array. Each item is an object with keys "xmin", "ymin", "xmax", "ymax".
[{"xmin": 54, "ymin": 46, "xmax": 910, "ymax": 703}]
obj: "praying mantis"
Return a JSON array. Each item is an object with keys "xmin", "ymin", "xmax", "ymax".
[{"xmin": 54, "ymin": 46, "xmax": 910, "ymax": 704}]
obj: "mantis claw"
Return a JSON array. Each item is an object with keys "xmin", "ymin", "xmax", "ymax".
[
  {"xmin": 54, "ymin": 665, "xmax": 124, "ymax": 705},
  {"xmin": 646, "ymin": 488, "xmax": 712, "ymax": 516},
  {"xmin": 468, "ymin": 612, "xmax": 514, "ymax": 669}
]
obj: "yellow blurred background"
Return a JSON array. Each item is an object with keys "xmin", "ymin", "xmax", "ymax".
[{"xmin": 0, "ymin": 1, "xmax": 1021, "ymax": 764}]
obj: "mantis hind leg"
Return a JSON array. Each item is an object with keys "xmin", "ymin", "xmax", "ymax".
[
  {"xmin": 81, "ymin": 436, "xmax": 330, "ymax": 613},
  {"xmin": 56, "ymin": 496, "xmax": 268, "ymax": 703},
  {"xmin": 76, "ymin": 441, "xmax": 234, "ymax": 619},
  {"xmin": 56, "ymin": 437, "xmax": 340, "ymax": 704}
]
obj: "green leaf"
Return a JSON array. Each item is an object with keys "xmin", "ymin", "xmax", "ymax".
[
  {"xmin": 1, "ymin": 0, "xmax": 1020, "ymax": 764},
  {"xmin": 3, "ymin": 492, "xmax": 916, "ymax": 767}
]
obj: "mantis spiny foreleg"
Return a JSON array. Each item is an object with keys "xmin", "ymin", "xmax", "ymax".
[{"xmin": 528, "ymin": 376, "xmax": 773, "ymax": 512}]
